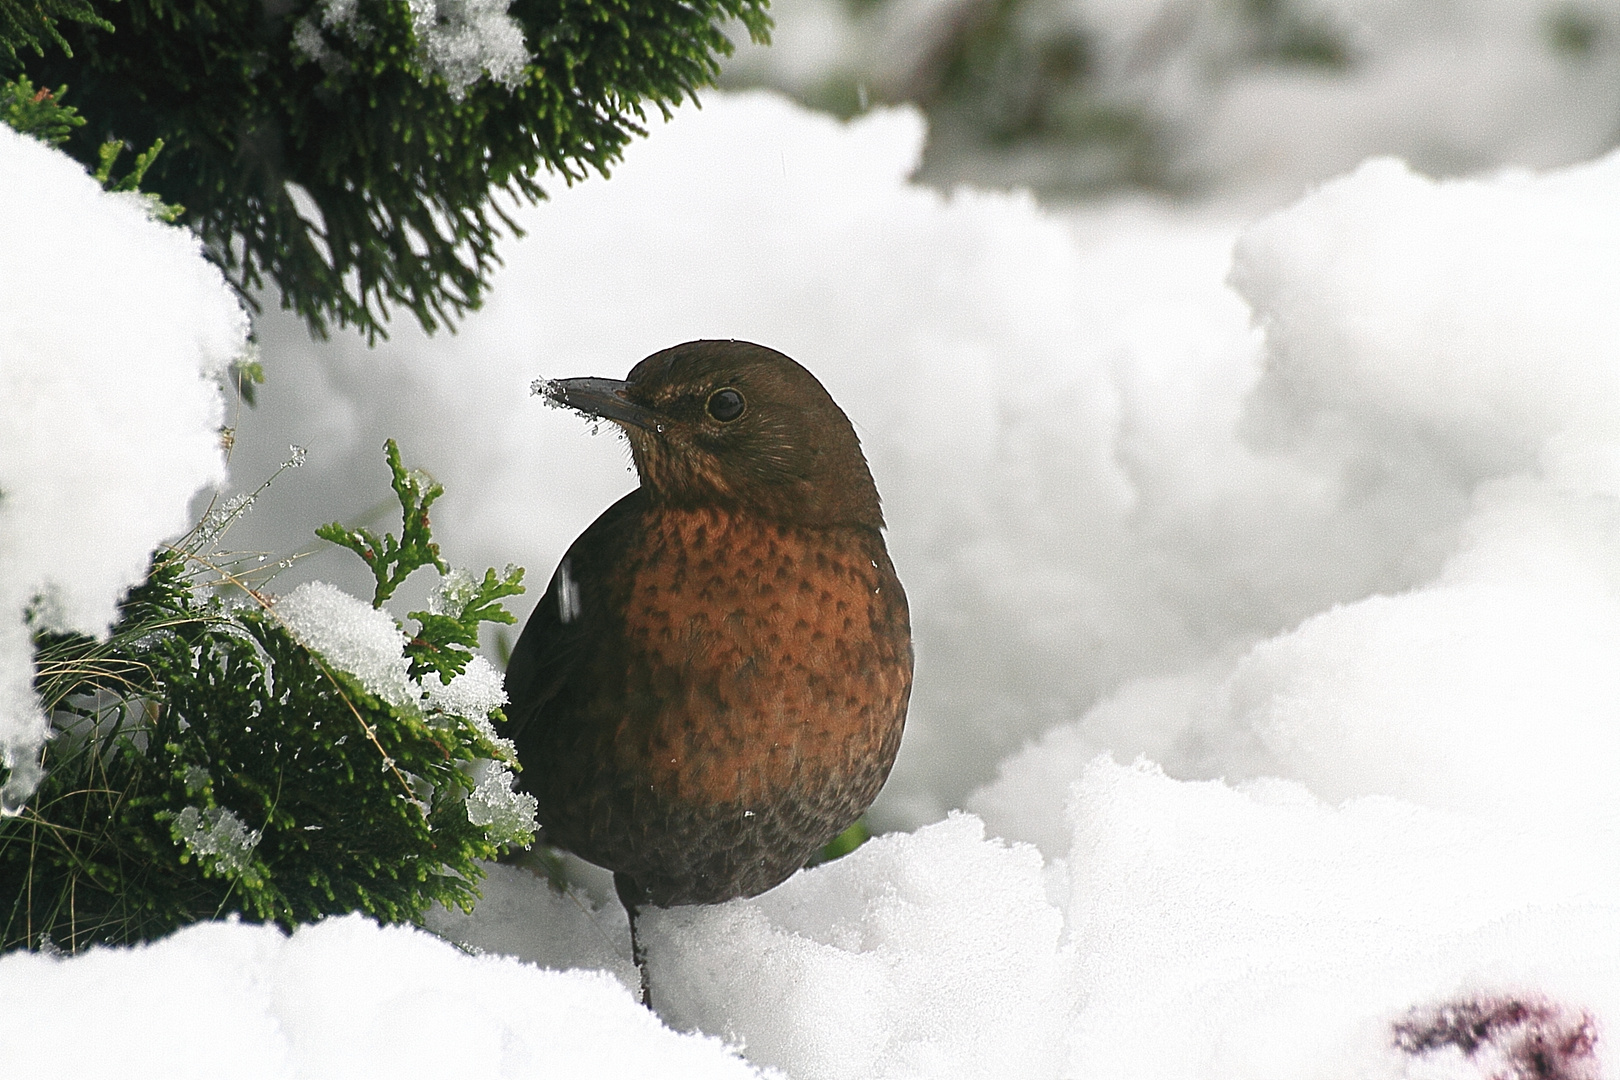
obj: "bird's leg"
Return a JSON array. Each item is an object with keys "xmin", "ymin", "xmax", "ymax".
[
  {"xmin": 628, "ymin": 904, "xmax": 652, "ymax": 1009},
  {"xmin": 616, "ymin": 872, "xmax": 653, "ymax": 1009}
]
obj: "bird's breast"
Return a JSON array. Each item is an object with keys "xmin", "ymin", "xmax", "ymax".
[{"xmin": 610, "ymin": 505, "xmax": 911, "ymax": 807}]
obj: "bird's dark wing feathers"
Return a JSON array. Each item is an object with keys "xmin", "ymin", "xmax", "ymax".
[{"xmin": 501, "ymin": 488, "xmax": 645, "ymax": 741}]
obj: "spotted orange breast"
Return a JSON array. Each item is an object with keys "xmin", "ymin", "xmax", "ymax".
[{"xmin": 612, "ymin": 505, "xmax": 912, "ymax": 808}]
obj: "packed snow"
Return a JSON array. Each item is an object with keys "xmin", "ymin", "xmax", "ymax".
[
  {"xmin": 7, "ymin": 46, "xmax": 1620, "ymax": 1080},
  {"xmin": 0, "ymin": 124, "xmax": 246, "ymax": 811}
]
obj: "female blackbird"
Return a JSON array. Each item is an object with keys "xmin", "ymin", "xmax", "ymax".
[{"xmin": 504, "ymin": 341, "xmax": 913, "ymax": 927}]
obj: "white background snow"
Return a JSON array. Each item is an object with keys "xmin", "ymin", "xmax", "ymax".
[{"xmin": 5, "ymin": 1, "xmax": 1620, "ymax": 1076}]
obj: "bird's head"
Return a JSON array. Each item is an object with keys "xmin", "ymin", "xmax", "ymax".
[{"xmin": 539, "ymin": 340, "xmax": 884, "ymax": 530}]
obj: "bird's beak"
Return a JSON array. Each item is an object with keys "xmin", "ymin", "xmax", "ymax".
[{"xmin": 537, "ymin": 377, "xmax": 660, "ymax": 432}]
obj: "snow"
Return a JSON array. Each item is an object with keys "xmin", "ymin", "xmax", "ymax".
[
  {"xmin": 407, "ymin": 0, "xmax": 529, "ymax": 98},
  {"xmin": 464, "ymin": 758, "xmax": 539, "ymax": 841},
  {"xmin": 422, "ymin": 653, "xmax": 508, "ymax": 720},
  {"xmin": 10, "ymin": 46, "xmax": 1620, "ymax": 1080},
  {"xmin": 295, "ymin": 0, "xmax": 528, "ymax": 98},
  {"xmin": 170, "ymin": 805, "xmax": 265, "ymax": 876},
  {"xmin": 1055, "ymin": 760, "xmax": 1619, "ymax": 1078},
  {"xmin": 0, "ymin": 915, "xmax": 766, "ymax": 1079},
  {"xmin": 422, "ymin": 860, "xmax": 640, "ymax": 985},
  {"xmin": 273, "ymin": 580, "xmax": 418, "ymax": 710},
  {"xmin": 0, "ymin": 124, "xmax": 246, "ymax": 810},
  {"xmin": 643, "ymin": 813, "xmax": 1075, "ymax": 1080}
]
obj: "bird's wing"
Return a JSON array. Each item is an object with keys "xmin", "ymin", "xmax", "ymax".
[{"xmin": 501, "ymin": 488, "xmax": 644, "ymax": 741}]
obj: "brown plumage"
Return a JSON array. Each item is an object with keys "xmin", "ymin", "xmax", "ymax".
[{"xmin": 504, "ymin": 341, "xmax": 912, "ymax": 918}]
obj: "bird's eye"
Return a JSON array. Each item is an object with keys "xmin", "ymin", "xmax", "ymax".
[{"xmin": 706, "ymin": 388, "xmax": 746, "ymax": 423}]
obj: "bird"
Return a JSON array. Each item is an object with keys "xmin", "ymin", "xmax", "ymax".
[{"xmin": 503, "ymin": 340, "xmax": 912, "ymax": 1004}]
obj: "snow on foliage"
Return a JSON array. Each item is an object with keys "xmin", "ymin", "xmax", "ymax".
[
  {"xmin": 271, "ymin": 580, "xmax": 536, "ymax": 839},
  {"xmin": 274, "ymin": 580, "xmax": 418, "ymax": 710},
  {"xmin": 0, "ymin": 125, "xmax": 246, "ymax": 811},
  {"xmin": 406, "ymin": 0, "xmax": 529, "ymax": 98},
  {"xmin": 294, "ymin": 0, "xmax": 528, "ymax": 99},
  {"xmin": 423, "ymin": 653, "xmax": 509, "ymax": 721},
  {"xmin": 170, "ymin": 805, "xmax": 265, "ymax": 878},
  {"xmin": 463, "ymin": 759, "xmax": 539, "ymax": 844}
]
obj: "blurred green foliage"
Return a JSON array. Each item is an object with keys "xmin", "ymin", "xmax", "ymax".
[{"xmin": 0, "ymin": 0, "xmax": 108, "ymax": 65}]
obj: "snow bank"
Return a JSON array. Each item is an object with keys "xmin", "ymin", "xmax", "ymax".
[
  {"xmin": 424, "ymin": 859, "xmax": 640, "ymax": 987},
  {"xmin": 973, "ymin": 148, "xmax": 1620, "ymax": 850},
  {"xmin": 0, "ymin": 125, "xmax": 246, "ymax": 809},
  {"xmin": 644, "ymin": 814, "xmax": 1073, "ymax": 1080},
  {"xmin": 1059, "ymin": 760, "xmax": 1620, "ymax": 1079},
  {"xmin": 955, "ymin": 145, "xmax": 1620, "ymax": 1076},
  {"xmin": 0, "ymin": 914, "xmax": 765, "ymax": 1079},
  {"xmin": 1233, "ymin": 154, "xmax": 1620, "ymax": 489}
]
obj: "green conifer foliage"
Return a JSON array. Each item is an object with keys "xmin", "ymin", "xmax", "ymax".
[
  {"xmin": 0, "ymin": 74, "xmax": 83, "ymax": 143},
  {"xmin": 0, "ymin": 444, "xmax": 531, "ymax": 953},
  {"xmin": 10, "ymin": 0, "xmax": 770, "ymax": 339},
  {"xmin": 0, "ymin": 0, "xmax": 108, "ymax": 65}
]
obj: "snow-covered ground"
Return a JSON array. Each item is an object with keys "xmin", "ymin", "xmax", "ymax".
[{"xmin": 5, "ymin": 49, "xmax": 1620, "ymax": 1080}]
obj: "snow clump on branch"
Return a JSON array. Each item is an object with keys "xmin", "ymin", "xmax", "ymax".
[{"xmin": 0, "ymin": 124, "xmax": 246, "ymax": 813}]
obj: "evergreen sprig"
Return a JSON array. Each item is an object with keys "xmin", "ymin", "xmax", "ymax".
[
  {"xmin": 0, "ymin": 73, "xmax": 81, "ymax": 143},
  {"xmin": 93, "ymin": 133, "xmax": 184, "ymax": 220},
  {"xmin": 408, "ymin": 564, "xmax": 526, "ymax": 686},
  {"xmin": 316, "ymin": 439, "xmax": 447, "ymax": 606},
  {"xmin": 0, "ymin": 0, "xmax": 109, "ymax": 64},
  {"xmin": 2, "ymin": 75, "xmax": 185, "ymax": 219}
]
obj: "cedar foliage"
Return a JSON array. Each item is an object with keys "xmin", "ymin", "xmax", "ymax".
[
  {"xmin": 0, "ymin": 444, "xmax": 530, "ymax": 954},
  {"xmin": 0, "ymin": 0, "xmax": 108, "ymax": 65}
]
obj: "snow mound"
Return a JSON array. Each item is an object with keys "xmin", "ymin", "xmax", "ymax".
[
  {"xmin": 0, "ymin": 125, "xmax": 246, "ymax": 809},
  {"xmin": 0, "ymin": 914, "xmax": 765, "ymax": 1079},
  {"xmin": 645, "ymin": 813, "xmax": 1073, "ymax": 1080},
  {"xmin": 1062, "ymin": 759, "xmax": 1620, "ymax": 1080},
  {"xmin": 424, "ymin": 860, "xmax": 640, "ymax": 988},
  {"xmin": 974, "ymin": 146, "xmax": 1620, "ymax": 851},
  {"xmin": 1233, "ymin": 153, "xmax": 1620, "ymax": 494}
]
